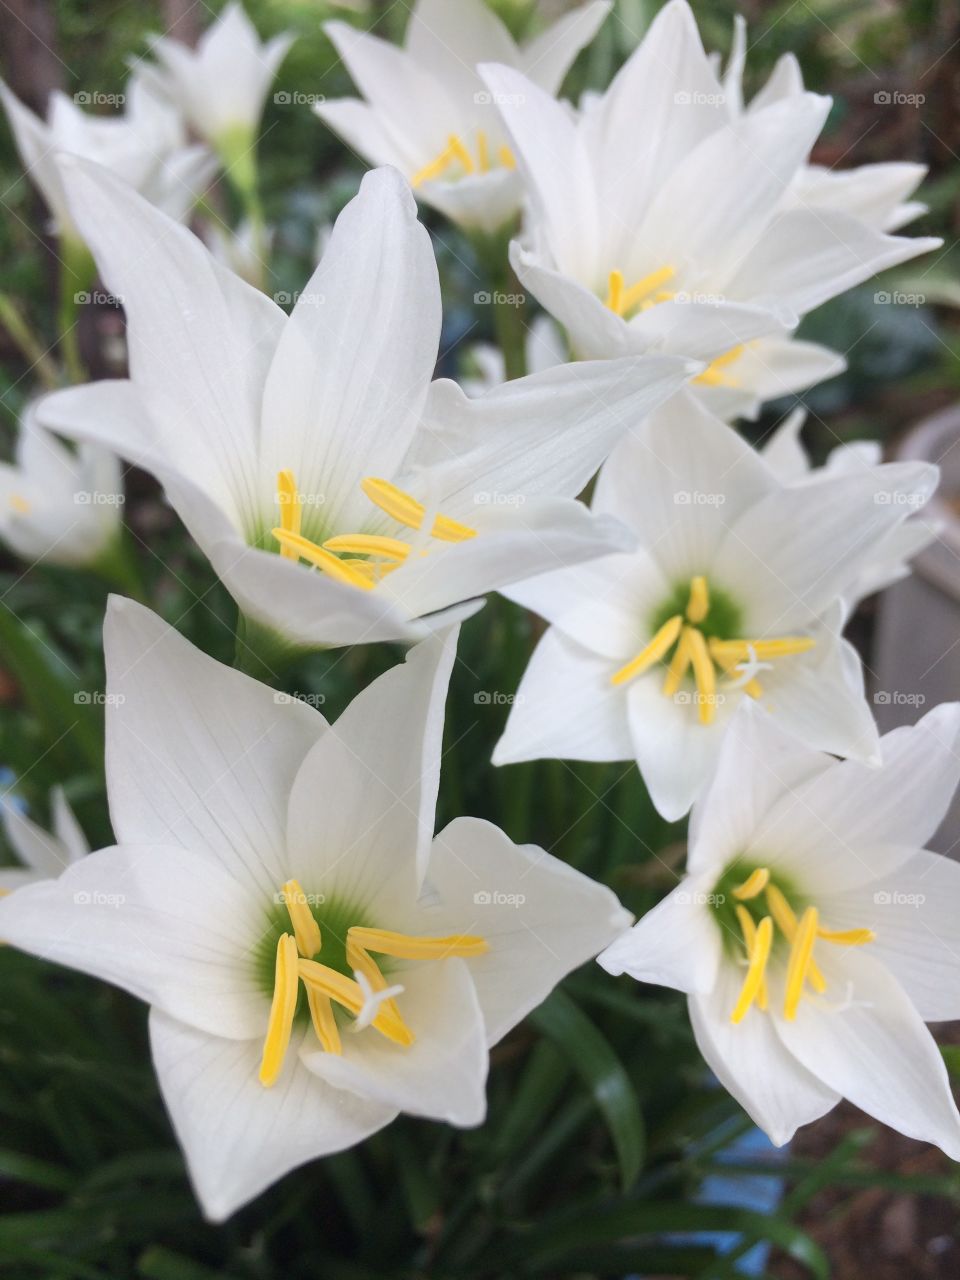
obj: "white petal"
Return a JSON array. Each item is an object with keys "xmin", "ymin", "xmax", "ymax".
[
  {"xmin": 726, "ymin": 206, "xmax": 942, "ymax": 316},
  {"xmin": 303, "ymin": 959, "xmax": 487, "ymax": 1127},
  {"xmin": 821, "ymin": 850, "xmax": 960, "ymax": 1022},
  {"xmin": 694, "ymin": 338, "xmax": 846, "ymax": 422},
  {"xmin": 285, "ymin": 628, "xmax": 457, "ymax": 896},
  {"xmin": 690, "ymin": 965, "xmax": 839, "ymax": 1146},
  {"xmin": 403, "ymin": 354, "xmax": 695, "ymax": 511},
  {"xmin": 519, "ymin": 2, "xmax": 611, "ymax": 93},
  {"xmin": 104, "ymin": 597, "xmax": 322, "ymax": 894},
  {"xmin": 595, "ymin": 391, "xmax": 778, "ymax": 581},
  {"xmin": 259, "ymin": 168, "xmax": 440, "ymax": 535},
  {"xmin": 313, "ymin": 97, "xmax": 404, "ymax": 169},
  {"xmin": 625, "ymin": 673, "xmax": 735, "ymax": 821},
  {"xmin": 415, "ymin": 816, "xmax": 631, "ymax": 1043},
  {"xmin": 36, "ymin": 380, "xmax": 159, "ymax": 475},
  {"xmin": 759, "ymin": 406, "xmax": 810, "ymax": 481},
  {"xmin": 0, "ymin": 844, "xmax": 266, "ymax": 1038},
  {"xmin": 57, "ymin": 157, "xmax": 285, "ymax": 532},
  {"xmin": 415, "ymin": 167, "xmax": 522, "ymax": 234},
  {"xmin": 774, "ymin": 951, "xmax": 960, "ymax": 1159},
  {"xmin": 492, "ymin": 628, "xmax": 633, "ymax": 765},
  {"xmin": 598, "ymin": 875, "xmax": 721, "ymax": 995},
  {"xmin": 2, "ymin": 800, "xmax": 69, "ymax": 877},
  {"xmin": 756, "ymin": 702, "xmax": 960, "ymax": 893},
  {"xmin": 151, "ymin": 1010, "xmax": 394, "ymax": 1222},
  {"xmin": 51, "ymin": 786, "xmax": 90, "ymax": 862}
]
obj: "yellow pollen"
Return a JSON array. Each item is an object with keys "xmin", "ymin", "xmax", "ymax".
[
  {"xmin": 346, "ymin": 926, "xmax": 489, "ymax": 962},
  {"xmin": 297, "ymin": 958, "xmax": 415, "ymax": 1046},
  {"xmin": 9, "ymin": 493, "xmax": 30, "ymax": 515},
  {"xmin": 611, "ymin": 614, "xmax": 683, "ymax": 687},
  {"xmin": 661, "ymin": 625, "xmax": 692, "ymax": 696},
  {"xmin": 685, "ymin": 627, "xmax": 716, "ymax": 726},
  {"xmin": 784, "ymin": 905, "xmax": 819, "ymax": 1021},
  {"xmin": 732, "ymin": 867, "xmax": 770, "ymax": 901},
  {"xmin": 271, "ymin": 529, "xmax": 377, "ymax": 590},
  {"xmin": 694, "ymin": 345, "xmax": 746, "ymax": 388},
  {"xmin": 360, "ymin": 477, "xmax": 476, "ymax": 543},
  {"xmin": 686, "ymin": 575, "xmax": 709, "ymax": 624},
  {"xmin": 282, "ymin": 878, "xmax": 322, "ymax": 959},
  {"xmin": 731, "ymin": 913, "xmax": 772, "ymax": 1024},
  {"xmin": 323, "ymin": 533, "xmax": 411, "ymax": 562},
  {"xmin": 259, "ymin": 933, "xmax": 299, "ymax": 1088},
  {"xmin": 276, "ymin": 470, "xmax": 302, "ymax": 561},
  {"xmin": 604, "ymin": 265, "xmax": 676, "ymax": 317}
]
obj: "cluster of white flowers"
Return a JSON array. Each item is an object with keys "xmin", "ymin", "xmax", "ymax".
[{"xmin": 1, "ymin": 0, "xmax": 959, "ymax": 1226}]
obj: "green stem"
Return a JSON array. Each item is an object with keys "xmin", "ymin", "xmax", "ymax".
[
  {"xmin": 57, "ymin": 238, "xmax": 95, "ymax": 385},
  {"xmin": 233, "ymin": 612, "xmax": 305, "ymax": 684},
  {"xmin": 217, "ymin": 126, "xmax": 268, "ymax": 290},
  {"xmin": 0, "ymin": 293, "xmax": 60, "ymax": 388},
  {"xmin": 91, "ymin": 532, "xmax": 148, "ymax": 604}
]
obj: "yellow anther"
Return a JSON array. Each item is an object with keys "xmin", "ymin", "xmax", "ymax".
[
  {"xmin": 605, "ymin": 269, "xmax": 625, "ymax": 315},
  {"xmin": 743, "ymin": 679, "xmax": 763, "ymax": 699},
  {"xmin": 619, "ymin": 265, "xmax": 676, "ymax": 315},
  {"xmin": 686, "ymin": 575, "xmax": 709, "ymax": 624},
  {"xmin": 784, "ymin": 905, "xmax": 819, "ymax": 1021},
  {"xmin": 276, "ymin": 470, "xmax": 302, "ymax": 561},
  {"xmin": 661, "ymin": 625, "xmax": 692, "ymax": 697},
  {"xmin": 734, "ymin": 905, "xmax": 769, "ymax": 1011},
  {"xmin": 322, "ymin": 533, "xmax": 411, "ymax": 561},
  {"xmin": 448, "ymin": 133, "xmax": 475, "ymax": 173},
  {"xmin": 710, "ymin": 637, "xmax": 815, "ymax": 663},
  {"xmin": 306, "ymin": 986, "xmax": 341, "ymax": 1055},
  {"xmin": 498, "ymin": 144, "xmax": 516, "ymax": 170},
  {"xmin": 477, "ymin": 129, "xmax": 490, "ymax": 172},
  {"xmin": 731, "ymin": 914, "xmax": 773, "ymax": 1024},
  {"xmin": 685, "ymin": 627, "xmax": 717, "ymax": 725},
  {"xmin": 764, "ymin": 884, "xmax": 825, "ymax": 994},
  {"xmin": 298, "ymin": 958, "xmax": 414, "ymax": 1046},
  {"xmin": 347, "ymin": 935, "xmax": 404, "ymax": 1026},
  {"xmin": 733, "ymin": 867, "xmax": 770, "ymax": 901},
  {"xmin": 818, "ymin": 926, "xmax": 876, "ymax": 946},
  {"xmin": 258, "ymin": 933, "xmax": 299, "ymax": 1088},
  {"xmin": 281, "ymin": 878, "xmax": 322, "ymax": 959},
  {"xmin": 271, "ymin": 529, "xmax": 376, "ymax": 590},
  {"xmin": 360, "ymin": 477, "xmax": 477, "ymax": 543},
  {"xmin": 611, "ymin": 615, "xmax": 683, "ymax": 687},
  {"xmin": 339, "ymin": 558, "xmax": 399, "ymax": 583},
  {"xmin": 693, "ymin": 345, "xmax": 746, "ymax": 388},
  {"xmin": 9, "ymin": 493, "xmax": 30, "ymax": 515},
  {"xmin": 411, "ymin": 138, "xmax": 460, "ymax": 187},
  {"xmin": 347, "ymin": 926, "xmax": 488, "ymax": 962}
]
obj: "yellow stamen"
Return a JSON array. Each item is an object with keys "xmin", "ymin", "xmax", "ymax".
[
  {"xmin": 306, "ymin": 986, "xmax": 341, "ymax": 1055},
  {"xmin": 685, "ymin": 627, "xmax": 717, "ymax": 726},
  {"xmin": 477, "ymin": 129, "xmax": 490, "ymax": 172},
  {"xmin": 9, "ymin": 493, "xmax": 30, "ymax": 515},
  {"xmin": 611, "ymin": 614, "xmax": 683, "ymax": 687},
  {"xmin": 733, "ymin": 867, "xmax": 770, "ymax": 901},
  {"xmin": 347, "ymin": 935, "xmax": 404, "ymax": 1026},
  {"xmin": 686, "ymin": 575, "xmax": 709, "ymax": 624},
  {"xmin": 448, "ymin": 133, "xmax": 474, "ymax": 174},
  {"xmin": 360, "ymin": 477, "xmax": 476, "ymax": 543},
  {"xmin": 259, "ymin": 934, "xmax": 299, "ymax": 1088},
  {"xmin": 498, "ymin": 144, "xmax": 516, "ymax": 170},
  {"xmin": 743, "ymin": 679, "xmax": 763, "ymax": 699},
  {"xmin": 322, "ymin": 533, "xmax": 411, "ymax": 561},
  {"xmin": 339, "ymin": 558, "xmax": 399, "ymax": 583},
  {"xmin": 619, "ymin": 265, "xmax": 676, "ymax": 316},
  {"xmin": 661, "ymin": 625, "xmax": 692, "ymax": 697},
  {"xmin": 817, "ymin": 926, "xmax": 876, "ymax": 945},
  {"xmin": 282, "ymin": 879, "xmax": 322, "ymax": 959},
  {"xmin": 765, "ymin": 884, "xmax": 826, "ymax": 993},
  {"xmin": 347, "ymin": 926, "xmax": 488, "ymax": 962},
  {"xmin": 271, "ymin": 529, "xmax": 376, "ymax": 590},
  {"xmin": 605, "ymin": 269, "xmax": 624, "ymax": 315},
  {"xmin": 298, "ymin": 958, "xmax": 415, "ymax": 1046},
  {"xmin": 693, "ymin": 345, "xmax": 746, "ymax": 388},
  {"xmin": 276, "ymin": 470, "xmax": 301, "ymax": 561},
  {"xmin": 731, "ymin": 914, "xmax": 772, "ymax": 1024},
  {"xmin": 411, "ymin": 138, "xmax": 459, "ymax": 187},
  {"xmin": 735, "ymin": 905, "xmax": 768, "ymax": 1011},
  {"xmin": 710, "ymin": 637, "xmax": 815, "ymax": 662},
  {"xmin": 784, "ymin": 906, "xmax": 819, "ymax": 1021}
]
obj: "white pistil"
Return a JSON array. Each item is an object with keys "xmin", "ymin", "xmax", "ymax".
[{"xmin": 351, "ymin": 970, "xmax": 406, "ymax": 1032}]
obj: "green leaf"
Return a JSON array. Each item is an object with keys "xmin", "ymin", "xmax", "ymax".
[{"xmin": 530, "ymin": 989, "xmax": 645, "ymax": 1190}]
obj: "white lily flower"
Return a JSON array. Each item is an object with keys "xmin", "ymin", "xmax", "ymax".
[
  {"xmin": 0, "ymin": 70, "xmax": 216, "ymax": 244},
  {"xmin": 493, "ymin": 391, "xmax": 939, "ymax": 820},
  {"xmin": 598, "ymin": 704, "xmax": 960, "ymax": 1158},
  {"xmin": 142, "ymin": 3, "xmax": 294, "ymax": 161},
  {"xmin": 460, "ymin": 313, "xmax": 565, "ymax": 396},
  {"xmin": 716, "ymin": 15, "xmax": 929, "ymax": 233},
  {"xmin": 314, "ymin": 0, "xmax": 612, "ymax": 234},
  {"xmin": 39, "ymin": 160, "xmax": 694, "ymax": 654},
  {"xmin": 478, "ymin": 0, "xmax": 939, "ymax": 402},
  {"xmin": 763, "ymin": 408, "xmax": 939, "ymax": 606},
  {"xmin": 0, "ymin": 599, "xmax": 631, "ymax": 1219},
  {"xmin": 0, "ymin": 787, "xmax": 88, "ymax": 896},
  {"xmin": 0, "ymin": 402, "xmax": 123, "ymax": 569}
]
